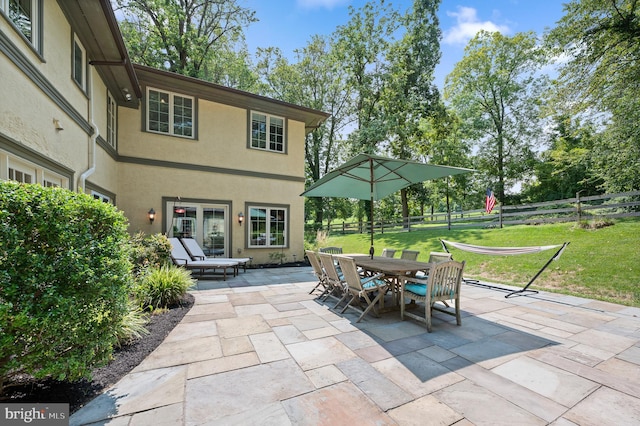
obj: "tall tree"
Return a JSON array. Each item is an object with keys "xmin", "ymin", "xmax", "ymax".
[
  {"xmin": 115, "ymin": 0, "xmax": 257, "ymax": 87},
  {"xmin": 332, "ymin": 0, "xmax": 399, "ymax": 226},
  {"xmin": 545, "ymin": 0, "xmax": 640, "ymax": 191},
  {"xmin": 255, "ymin": 37, "xmax": 352, "ymax": 228},
  {"xmin": 444, "ymin": 31, "xmax": 549, "ymax": 204},
  {"xmin": 382, "ymin": 0, "xmax": 443, "ymax": 224}
]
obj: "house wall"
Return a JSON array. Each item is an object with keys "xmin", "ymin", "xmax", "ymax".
[
  {"xmin": 0, "ymin": 2, "xmax": 118, "ymax": 194},
  {"xmin": 118, "ymin": 93, "xmax": 308, "ymax": 264},
  {"xmin": 1, "ymin": 1, "xmax": 319, "ymax": 266}
]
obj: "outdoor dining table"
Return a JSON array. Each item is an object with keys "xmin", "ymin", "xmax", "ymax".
[{"xmin": 347, "ymin": 255, "xmax": 434, "ymax": 309}]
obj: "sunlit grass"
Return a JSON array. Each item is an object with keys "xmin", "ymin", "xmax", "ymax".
[{"xmin": 322, "ymin": 219, "xmax": 640, "ymax": 307}]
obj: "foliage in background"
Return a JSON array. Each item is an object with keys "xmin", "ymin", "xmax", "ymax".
[
  {"xmin": 115, "ymin": 0, "xmax": 258, "ymax": 89},
  {"xmin": 135, "ymin": 265, "xmax": 195, "ymax": 311},
  {"xmin": 322, "ymin": 219, "xmax": 640, "ymax": 307},
  {"xmin": 445, "ymin": 30, "xmax": 549, "ymax": 204},
  {"xmin": 0, "ymin": 182, "xmax": 134, "ymax": 394},
  {"xmin": 545, "ymin": 0, "xmax": 640, "ymax": 192}
]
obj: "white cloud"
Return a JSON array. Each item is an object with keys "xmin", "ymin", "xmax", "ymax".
[
  {"xmin": 443, "ymin": 6, "xmax": 511, "ymax": 45},
  {"xmin": 296, "ymin": 0, "xmax": 350, "ymax": 10}
]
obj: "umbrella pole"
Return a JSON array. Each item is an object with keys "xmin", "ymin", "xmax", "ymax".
[{"xmin": 369, "ymin": 158, "xmax": 375, "ymax": 259}]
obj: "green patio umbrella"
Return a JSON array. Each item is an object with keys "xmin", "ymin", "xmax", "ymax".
[{"xmin": 301, "ymin": 153, "xmax": 473, "ymax": 257}]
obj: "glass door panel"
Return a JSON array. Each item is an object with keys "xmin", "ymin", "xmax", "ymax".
[
  {"xmin": 203, "ymin": 207, "xmax": 227, "ymax": 257},
  {"xmin": 166, "ymin": 202, "xmax": 229, "ymax": 257}
]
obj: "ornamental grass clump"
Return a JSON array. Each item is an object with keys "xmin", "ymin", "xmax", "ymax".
[
  {"xmin": 135, "ymin": 265, "xmax": 195, "ymax": 311},
  {"xmin": 0, "ymin": 182, "xmax": 134, "ymax": 395}
]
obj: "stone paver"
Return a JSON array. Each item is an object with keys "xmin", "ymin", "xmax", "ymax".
[{"xmin": 70, "ymin": 267, "xmax": 640, "ymax": 426}]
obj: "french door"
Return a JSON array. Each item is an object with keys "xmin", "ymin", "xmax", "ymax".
[{"xmin": 166, "ymin": 201, "xmax": 230, "ymax": 257}]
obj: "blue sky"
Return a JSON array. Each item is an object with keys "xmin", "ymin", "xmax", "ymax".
[{"xmin": 243, "ymin": 0, "xmax": 567, "ymax": 89}]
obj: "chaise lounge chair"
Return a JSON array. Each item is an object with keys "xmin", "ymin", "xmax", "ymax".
[
  {"xmin": 179, "ymin": 238, "xmax": 251, "ymax": 273},
  {"xmin": 168, "ymin": 238, "xmax": 239, "ymax": 280}
]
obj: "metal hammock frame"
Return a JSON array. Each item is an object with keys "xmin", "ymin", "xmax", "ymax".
[{"xmin": 440, "ymin": 239, "xmax": 570, "ymax": 298}]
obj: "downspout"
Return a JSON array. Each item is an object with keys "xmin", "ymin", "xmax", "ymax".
[{"xmin": 79, "ymin": 65, "xmax": 98, "ymax": 192}]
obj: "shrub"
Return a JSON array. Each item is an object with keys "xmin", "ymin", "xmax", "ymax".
[
  {"xmin": 0, "ymin": 182, "xmax": 133, "ymax": 394},
  {"xmin": 130, "ymin": 232, "xmax": 172, "ymax": 278},
  {"xmin": 135, "ymin": 265, "xmax": 195, "ymax": 311}
]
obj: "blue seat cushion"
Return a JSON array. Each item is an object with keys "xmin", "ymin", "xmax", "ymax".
[
  {"xmin": 362, "ymin": 278, "xmax": 386, "ymax": 289},
  {"xmin": 404, "ymin": 283, "xmax": 455, "ymax": 298},
  {"xmin": 404, "ymin": 283, "xmax": 427, "ymax": 296}
]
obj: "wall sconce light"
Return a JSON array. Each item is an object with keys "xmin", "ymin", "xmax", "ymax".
[
  {"xmin": 237, "ymin": 212, "xmax": 244, "ymax": 226},
  {"xmin": 53, "ymin": 118, "xmax": 64, "ymax": 131},
  {"xmin": 148, "ymin": 208, "xmax": 156, "ymax": 224}
]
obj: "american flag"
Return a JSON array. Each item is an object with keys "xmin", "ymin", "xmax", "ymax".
[{"xmin": 486, "ymin": 188, "xmax": 496, "ymax": 213}]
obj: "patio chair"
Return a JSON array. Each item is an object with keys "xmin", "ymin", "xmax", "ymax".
[
  {"xmin": 306, "ymin": 250, "xmax": 328, "ymax": 296},
  {"xmin": 317, "ymin": 251, "xmax": 348, "ymax": 308},
  {"xmin": 381, "ymin": 248, "xmax": 396, "ymax": 258},
  {"xmin": 180, "ymin": 238, "xmax": 250, "ymax": 273},
  {"xmin": 399, "ymin": 260, "xmax": 465, "ymax": 332},
  {"xmin": 335, "ymin": 255, "xmax": 387, "ymax": 323},
  {"xmin": 400, "ymin": 250, "xmax": 419, "ymax": 260},
  {"xmin": 319, "ymin": 246, "xmax": 343, "ymax": 254},
  {"xmin": 168, "ymin": 238, "xmax": 239, "ymax": 281}
]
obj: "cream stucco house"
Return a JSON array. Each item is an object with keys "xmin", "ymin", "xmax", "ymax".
[{"xmin": 0, "ymin": 0, "xmax": 328, "ymax": 265}]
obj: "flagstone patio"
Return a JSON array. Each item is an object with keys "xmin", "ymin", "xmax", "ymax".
[{"xmin": 71, "ymin": 266, "xmax": 640, "ymax": 425}]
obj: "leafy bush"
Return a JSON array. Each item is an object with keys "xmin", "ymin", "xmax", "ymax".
[
  {"xmin": 0, "ymin": 182, "xmax": 133, "ymax": 394},
  {"xmin": 135, "ymin": 265, "xmax": 195, "ymax": 311},
  {"xmin": 130, "ymin": 232, "xmax": 172, "ymax": 278}
]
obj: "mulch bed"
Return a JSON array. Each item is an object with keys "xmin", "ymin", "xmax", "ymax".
[{"xmin": 1, "ymin": 293, "xmax": 194, "ymax": 414}]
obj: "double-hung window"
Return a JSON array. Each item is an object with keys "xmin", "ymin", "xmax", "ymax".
[
  {"xmin": 1, "ymin": 0, "xmax": 40, "ymax": 51},
  {"xmin": 251, "ymin": 112, "xmax": 285, "ymax": 152},
  {"xmin": 106, "ymin": 92, "xmax": 117, "ymax": 149},
  {"xmin": 72, "ymin": 34, "xmax": 86, "ymax": 90},
  {"xmin": 248, "ymin": 206, "xmax": 287, "ymax": 248},
  {"xmin": 147, "ymin": 87, "xmax": 194, "ymax": 138}
]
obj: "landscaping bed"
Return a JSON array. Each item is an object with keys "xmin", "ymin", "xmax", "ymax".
[{"xmin": 3, "ymin": 293, "xmax": 194, "ymax": 414}]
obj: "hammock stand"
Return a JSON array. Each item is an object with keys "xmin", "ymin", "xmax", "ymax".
[{"xmin": 440, "ymin": 239, "xmax": 570, "ymax": 298}]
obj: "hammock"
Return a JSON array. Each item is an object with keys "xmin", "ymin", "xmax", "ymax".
[{"xmin": 440, "ymin": 239, "xmax": 570, "ymax": 298}]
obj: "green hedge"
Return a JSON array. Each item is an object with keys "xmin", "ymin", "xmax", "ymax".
[{"xmin": 0, "ymin": 182, "xmax": 133, "ymax": 393}]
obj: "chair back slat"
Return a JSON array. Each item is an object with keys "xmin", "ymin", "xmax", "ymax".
[
  {"xmin": 317, "ymin": 252, "xmax": 342, "ymax": 285},
  {"xmin": 319, "ymin": 246, "xmax": 343, "ymax": 254},
  {"xmin": 429, "ymin": 260, "xmax": 465, "ymax": 300},
  {"xmin": 401, "ymin": 250, "xmax": 419, "ymax": 261},
  {"xmin": 427, "ymin": 252, "xmax": 452, "ymax": 264},
  {"xmin": 335, "ymin": 256, "xmax": 362, "ymax": 293},
  {"xmin": 381, "ymin": 248, "xmax": 396, "ymax": 258},
  {"xmin": 306, "ymin": 250, "xmax": 324, "ymax": 278}
]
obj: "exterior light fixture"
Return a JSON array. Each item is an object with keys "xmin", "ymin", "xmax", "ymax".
[
  {"xmin": 238, "ymin": 212, "xmax": 244, "ymax": 225},
  {"xmin": 148, "ymin": 208, "xmax": 156, "ymax": 224}
]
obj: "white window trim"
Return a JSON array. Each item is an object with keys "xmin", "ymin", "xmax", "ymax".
[
  {"xmin": 1, "ymin": 153, "xmax": 69, "ymax": 188},
  {"xmin": 91, "ymin": 190, "xmax": 111, "ymax": 203},
  {"xmin": 146, "ymin": 87, "xmax": 195, "ymax": 139},
  {"xmin": 72, "ymin": 33, "xmax": 86, "ymax": 91},
  {"xmin": 247, "ymin": 206, "xmax": 288, "ymax": 249},
  {"xmin": 250, "ymin": 111, "xmax": 286, "ymax": 153},
  {"xmin": 0, "ymin": 0, "xmax": 40, "ymax": 51}
]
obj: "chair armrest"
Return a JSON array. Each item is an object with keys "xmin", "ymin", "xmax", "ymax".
[
  {"xmin": 398, "ymin": 275, "xmax": 429, "ymax": 285},
  {"xmin": 173, "ymin": 257, "xmax": 189, "ymax": 265},
  {"xmin": 193, "ymin": 255, "xmax": 205, "ymax": 260}
]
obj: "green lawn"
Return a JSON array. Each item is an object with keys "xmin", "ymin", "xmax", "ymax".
[{"xmin": 320, "ymin": 219, "xmax": 640, "ymax": 307}]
